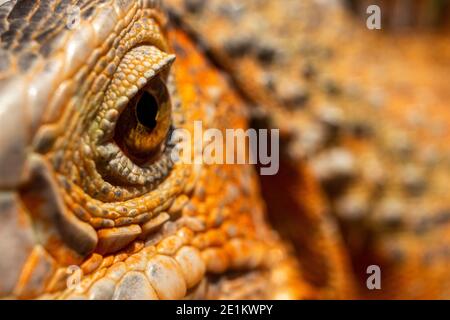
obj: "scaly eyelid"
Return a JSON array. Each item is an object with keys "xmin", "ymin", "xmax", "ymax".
[
  {"xmin": 111, "ymin": 45, "xmax": 175, "ymax": 114},
  {"xmin": 90, "ymin": 45, "xmax": 175, "ymax": 145},
  {"xmin": 81, "ymin": 44, "xmax": 177, "ymax": 193}
]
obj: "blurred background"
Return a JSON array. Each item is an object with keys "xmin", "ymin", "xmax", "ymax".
[
  {"xmin": 347, "ymin": 0, "xmax": 450, "ymax": 31},
  {"xmin": 168, "ymin": 0, "xmax": 450, "ymax": 298}
]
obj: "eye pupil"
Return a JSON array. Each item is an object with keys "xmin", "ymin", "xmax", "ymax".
[
  {"xmin": 136, "ymin": 91, "xmax": 158, "ymax": 130},
  {"xmin": 113, "ymin": 76, "xmax": 171, "ymax": 163}
]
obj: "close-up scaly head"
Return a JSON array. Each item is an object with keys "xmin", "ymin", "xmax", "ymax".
[
  {"xmin": 0, "ymin": 0, "xmax": 450, "ymax": 304},
  {"xmin": 0, "ymin": 0, "xmax": 191, "ymax": 297},
  {"xmin": 0, "ymin": 0, "xmax": 302, "ymax": 300}
]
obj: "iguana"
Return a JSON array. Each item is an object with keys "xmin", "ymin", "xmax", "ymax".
[{"xmin": 0, "ymin": 0, "xmax": 448, "ymax": 300}]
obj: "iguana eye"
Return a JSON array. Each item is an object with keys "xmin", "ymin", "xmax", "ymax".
[
  {"xmin": 114, "ymin": 75, "xmax": 172, "ymax": 164},
  {"xmin": 87, "ymin": 45, "xmax": 178, "ymax": 193}
]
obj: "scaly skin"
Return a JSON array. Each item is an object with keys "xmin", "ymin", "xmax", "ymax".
[
  {"xmin": 167, "ymin": 0, "xmax": 450, "ymax": 299},
  {"xmin": 0, "ymin": 0, "xmax": 449, "ymax": 300},
  {"xmin": 0, "ymin": 0, "xmax": 313, "ymax": 300}
]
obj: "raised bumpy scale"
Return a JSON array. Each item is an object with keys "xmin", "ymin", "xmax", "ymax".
[{"xmin": 0, "ymin": 0, "xmax": 449, "ymax": 299}]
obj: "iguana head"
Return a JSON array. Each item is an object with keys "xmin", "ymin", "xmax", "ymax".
[{"xmin": 0, "ymin": 0, "xmax": 308, "ymax": 299}]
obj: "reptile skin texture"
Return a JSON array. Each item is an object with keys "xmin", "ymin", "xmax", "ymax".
[{"xmin": 0, "ymin": 0, "xmax": 449, "ymax": 299}]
